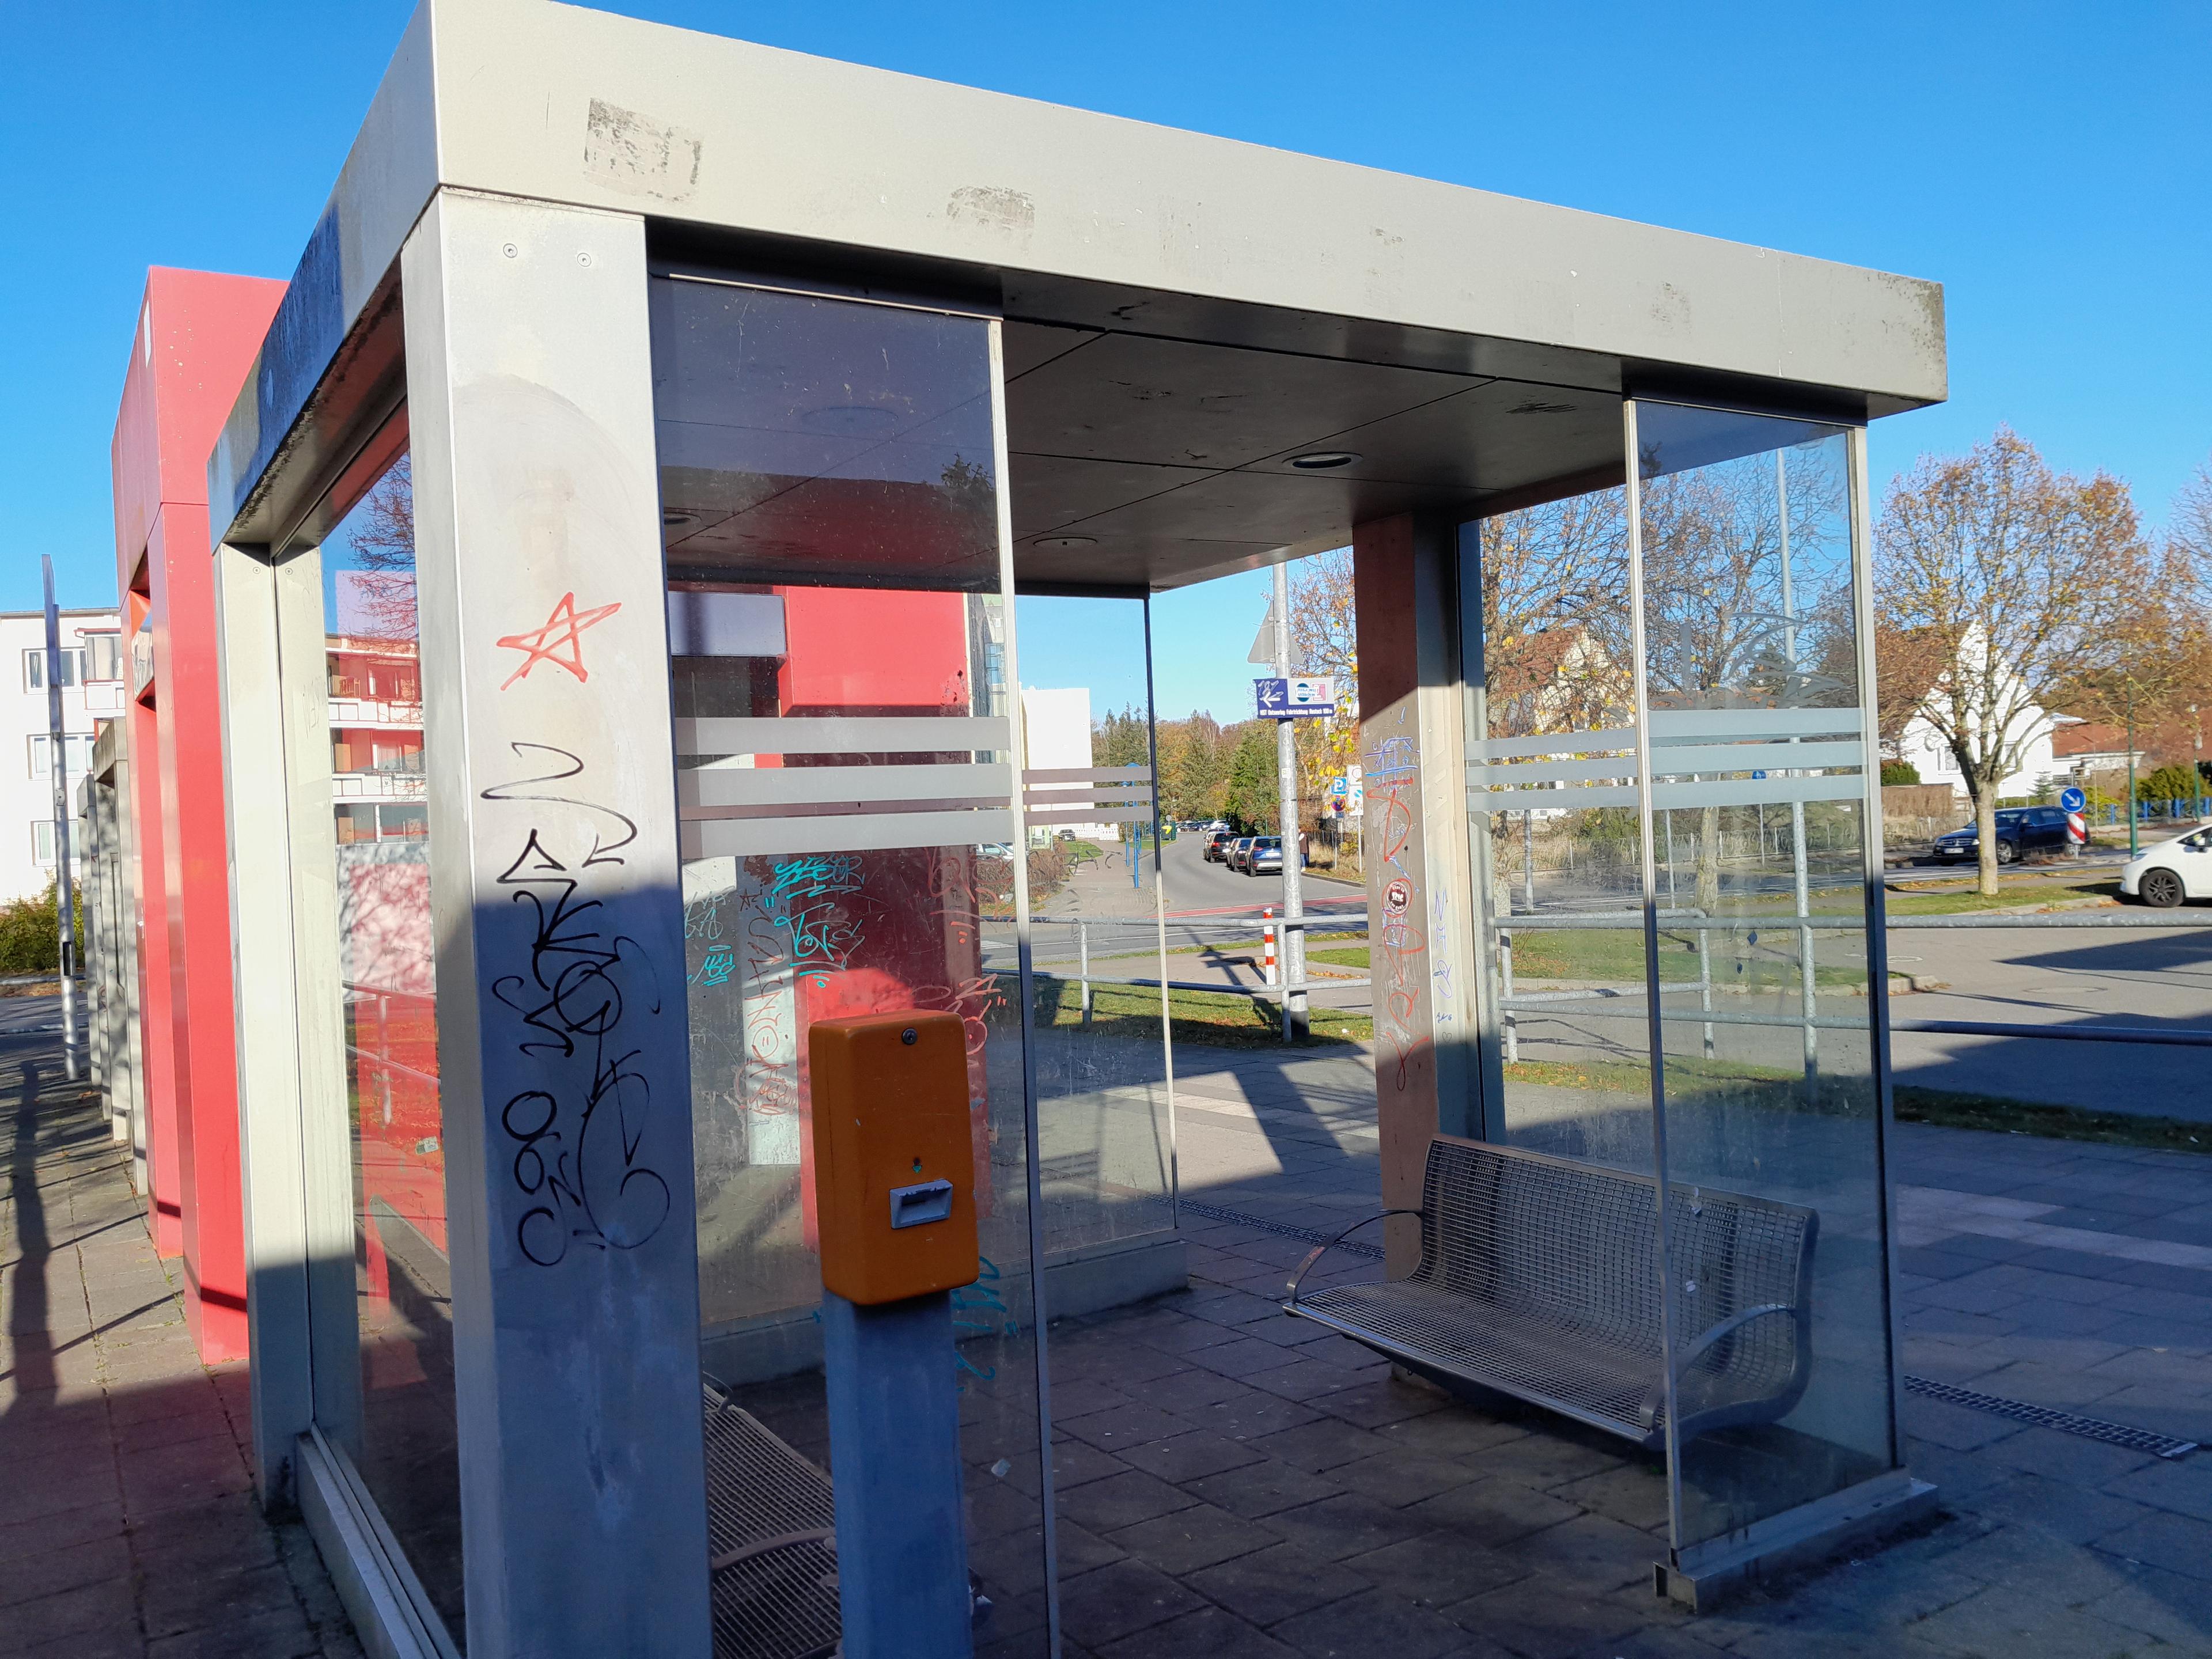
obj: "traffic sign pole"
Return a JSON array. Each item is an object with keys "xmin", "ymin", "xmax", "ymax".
[
  {"xmin": 1272, "ymin": 565, "xmax": 1306, "ymax": 1041},
  {"xmin": 2059, "ymin": 787, "xmax": 2088, "ymax": 857}
]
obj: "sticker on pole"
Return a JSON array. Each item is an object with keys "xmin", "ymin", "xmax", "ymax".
[
  {"xmin": 2059, "ymin": 786, "xmax": 2086, "ymax": 813},
  {"xmin": 1255, "ymin": 676, "xmax": 1336, "ymax": 719},
  {"xmin": 1383, "ymin": 877, "xmax": 1412, "ymax": 916}
]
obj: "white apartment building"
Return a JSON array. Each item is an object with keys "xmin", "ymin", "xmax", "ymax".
[
  {"xmin": 1020, "ymin": 685, "xmax": 1119, "ymax": 844},
  {"xmin": 1, "ymin": 607, "xmax": 122, "ymax": 905}
]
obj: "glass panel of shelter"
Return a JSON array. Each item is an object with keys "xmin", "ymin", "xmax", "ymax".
[
  {"xmin": 1462, "ymin": 475, "xmax": 1649, "ymax": 1170},
  {"xmin": 1013, "ymin": 593, "xmax": 1176, "ymax": 1266},
  {"xmin": 1630, "ymin": 399, "xmax": 1898, "ymax": 1554},
  {"xmin": 1457, "ymin": 397, "xmax": 1898, "ymax": 1566},
  {"xmin": 310, "ymin": 443, "xmax": 467, "ymax": 1638},
  {"xmin": 650, "ymin": 274, "xmax": 1055, "ymax": 1654}
]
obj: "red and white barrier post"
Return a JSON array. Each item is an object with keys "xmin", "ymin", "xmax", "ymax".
[{"xmin": 1262, "ymin": 907, "xmax": 1278, "ymax": 986}]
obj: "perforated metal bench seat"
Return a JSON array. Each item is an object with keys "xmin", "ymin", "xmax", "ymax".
[
  {"xmin": 1284, "ymin": 1137, "xmax": 1817, "ymax": 1450},
  {"xmin": 702, "ymin": 1380, "xmax": 841, "ymax": 1659}
]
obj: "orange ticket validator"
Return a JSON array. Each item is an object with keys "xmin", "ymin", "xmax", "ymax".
[{"xmin": 807, "ymin": 1010, "xmax": 980, "ymax": 1305}]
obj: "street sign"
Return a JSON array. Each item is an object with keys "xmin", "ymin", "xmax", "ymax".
[
  {"xmin": 2067, "ymin": 810, "xmax": 2088, "ymax": 844},
  {"xmin": 1327, "ymin": 776, "xmax": 1349, "ymax": 796},
  {"xmin": 2059, "ymin": 786, "xmax": 2086, "ymax": 813},
  {"xmin": 1255, "ymin": 676, "xmax": 1335, "ymax": 719}
]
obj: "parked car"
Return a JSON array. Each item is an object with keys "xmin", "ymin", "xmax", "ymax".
[
  {"xmin": 2122, "ymin": 827, "xmax": 2212, "ymax": 907},
  {"xmin": 1227, "ymin": 836, "xmax": 1256, "ymax": 872},
  {"xmin": 1929, "ymin": 806, "xmax": 2071, "ymax": 866},
  {"xmin": 1247, "ymin": 836, "xmax": 1312, "ymax": 876},
  {"xmin": 1203, "ymin": 830, "xmax": 1236, "ymax": 862}
]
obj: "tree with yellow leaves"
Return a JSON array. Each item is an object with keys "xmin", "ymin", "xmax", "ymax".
[{"xmin": 1879, "ymin": 429, "xmax": 2154, "ymax": 895}]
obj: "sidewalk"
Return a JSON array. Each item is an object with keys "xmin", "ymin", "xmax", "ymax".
[
  {"xmin": 9, "ymin": 994, "xmax": 2207, "ymax": 1656},
  {"xmin": 1029, "ymin": 1041, "xmax": 2212, "ymax": 1657},
  {"xmin": 0, "ymin": 996, "xmax": 360, "ymax": 1658}
]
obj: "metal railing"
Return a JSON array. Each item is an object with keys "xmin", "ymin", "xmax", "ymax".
[{"xmin": 1037, "ymin": 897, "xmax": 2212, "ymax": 1052}]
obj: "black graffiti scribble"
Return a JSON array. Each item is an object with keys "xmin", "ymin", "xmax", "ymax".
[{"xmin": 482, "ymin": 743, "xmax": 669, "ymax": 1267}]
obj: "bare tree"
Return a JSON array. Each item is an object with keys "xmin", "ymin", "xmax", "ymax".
[
  {"xmin": 343, "ymin": 455, "xmax": 418, "ymax": 640},
  {"xmin": 2172, "ymin": 455, "xmax": 2212, "ymax": 576},
  {"xmin": 1639, "ymin": 446, "xmax": 1851, "ymax": 911},
  {"xmin": 1878, "ymin": 428, "xmax": 2150, "ymax": 894}
]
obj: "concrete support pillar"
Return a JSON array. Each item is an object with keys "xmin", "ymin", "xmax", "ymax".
[
  {"xmin": 150, "ymin": 502, "xmax": 251, "ymax": 1362},
  {"xmin": 1351, "ymin": 513, "xmax": 1480, "ymax": 1277},
  {"xmin": 125, "ymin": 678, "xmax": 183, "ymax": 1256},
  {"xmin": 402, "ymin": 187, "xmax": 711, "ymax": 1657},
  {"xmin": 215, "ymin": 539, "xmax": 363, "ymax": 1506},
  {"xmin": 111, "ymin": 736, "xmax": 147, "ymax": 1191}
]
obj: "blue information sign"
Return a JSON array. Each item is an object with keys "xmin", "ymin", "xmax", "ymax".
[
  {"xmin": 2059, "ymin": 786, "xmax": 2086, "ymax": 812},
  {"xmin": 1255, "ymin": 676, "xmax": 1336, "ymax": 719}
]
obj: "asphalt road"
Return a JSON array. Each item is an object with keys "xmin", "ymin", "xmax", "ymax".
[
  {"xmin": 1889, "ymin": 921, "xmax": 2212, "ymax": 1122},
  {"xmin": 993, "ymin": 835, "xmax": 2212, "ymax": 1122}
]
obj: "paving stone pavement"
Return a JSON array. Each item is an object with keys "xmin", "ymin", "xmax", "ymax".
[
  {"xmin": 0, "ymin": 998, "xmax": 362, "ymax": 1659},
  {"xmin": 1025, "ymin": 1042, "xmax": 2212, "ymax": 1658},
  {"xmin": 9, "ymin": 988, "xmax": 2210, "ymax": 1658}
]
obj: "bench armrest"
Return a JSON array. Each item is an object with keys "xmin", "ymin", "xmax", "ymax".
[
  {"xmin": 710, "ymin": 1528, "xmax": 835, "ymax": 1575},
  {"xmin": 1674, "ymin": 1302, "xmax": 1797, "ymax": 1371},
  {"xmin": 1285, "ymin": 1209, "xmax": 1424, "ymax": 1308}
]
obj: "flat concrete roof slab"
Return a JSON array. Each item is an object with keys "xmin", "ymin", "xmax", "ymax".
[{"xmin": 211, "ymin": 0, "xmax": 1945, "ymax": 575}]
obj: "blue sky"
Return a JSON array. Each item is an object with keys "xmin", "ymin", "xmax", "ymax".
[{"xmin": 7, "ymin": 3, "xmax": 2205, "ymax": 721}]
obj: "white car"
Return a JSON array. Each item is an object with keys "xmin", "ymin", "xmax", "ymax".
[{"xmin": 2119, "ymin": 828, "xmax": 2212, "ymax": 907}]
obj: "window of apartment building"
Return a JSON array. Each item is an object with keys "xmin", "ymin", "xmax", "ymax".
[
  {"xmin": 28, "ymin": 734, "xmax": 94, "ymax": 777},
  {"xmin": 23, "ymin": 647, "xmax": 86, "ymax": 690},
  {"xmin": 31, "ymin": 819, "xmax": 54, "ymax": 866}
]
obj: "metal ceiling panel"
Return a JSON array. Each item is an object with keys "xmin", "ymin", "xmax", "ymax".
[
  {"xmin": 1003, "ymin": 333, "xmax": 1479, "ymax": 471},
  {"xmin": 1240, "ymin": 377, "xmax": 1624, "ymax": 497},
  {"xmin": 1007, "ymin": 452, "xmax": 1215, "ymax": 536}
]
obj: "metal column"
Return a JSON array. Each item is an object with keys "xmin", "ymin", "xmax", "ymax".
[{"xmin": 401, "ymin": 188, "xmax": 712, "ymax": 1657}]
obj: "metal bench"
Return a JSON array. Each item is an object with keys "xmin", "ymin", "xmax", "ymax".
[
  {"xmin": 1283, "ymin": 1137, "xmax": 1816, "ymax": 1450},
  {"xmin": 703, "ymin": 1380, "xmax": 842, "ymax": 1659},
  {"xmin": 699, "ymin": 1376, "xmax": 996, "ymax": 1659}
]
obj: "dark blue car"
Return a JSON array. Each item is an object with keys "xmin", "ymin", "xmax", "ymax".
[{"xmin": 1930, "ymin": 806, "xmax": 2071, "ymax": 865}]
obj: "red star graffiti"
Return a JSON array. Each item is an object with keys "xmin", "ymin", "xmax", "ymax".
[{"xmin": 495, "ymin": 592, "xmax": 623, "ymax": 690}]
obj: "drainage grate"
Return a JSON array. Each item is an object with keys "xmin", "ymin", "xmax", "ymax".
[
  {"xmin": 1904, "ymin": 1375, "xmax": 2196, "ymax": 1459},
  {"xmin": 1181, "ymin": 1199, "xmax": 1384, "ymax": 1258},
  {"xmin": 1183, "ymin": 1202, "xmax": 2198, "ymax": 1461}
]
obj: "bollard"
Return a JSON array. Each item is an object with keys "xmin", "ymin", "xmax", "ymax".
[{"xmin": 1263, "ymin": 907, "xmax": 1277, "ymax": 987}]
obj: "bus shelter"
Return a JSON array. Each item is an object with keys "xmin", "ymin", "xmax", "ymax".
[{"xmin": 200, "ymin": 2, "xmax": 1946, "ymax": 1653}]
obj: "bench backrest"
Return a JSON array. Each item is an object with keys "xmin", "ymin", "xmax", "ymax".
[{"xmin": 1415, "ymin": 1136, "xmax": 1815, "ymax": 1381}]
